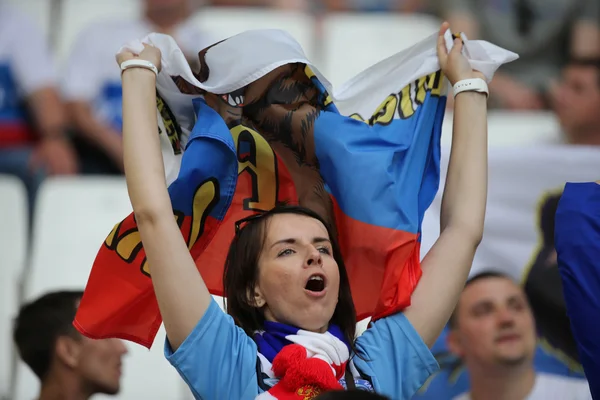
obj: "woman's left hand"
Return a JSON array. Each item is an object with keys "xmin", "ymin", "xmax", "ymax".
[{"xmin": 436, "ymin": 22, "xmax": 485, "ymax": 86}]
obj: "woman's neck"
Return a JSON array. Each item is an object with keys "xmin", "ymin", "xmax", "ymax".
[{"xmin": 263, "ymin": 310, "xmax": 329, "ymax": 333}]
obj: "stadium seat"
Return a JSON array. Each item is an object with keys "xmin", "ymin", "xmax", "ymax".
[
  {"xmin": 4, "ymin": 0, "xmax": 53, "ymax": 41},
  {"xmin": 54, "ymin": 0, "xmax": 142, "ymax": 62},
  {"xmin": 14, "ymin": 176, "xmax": 188, "ymax": 400},
  {"xmin": 191, "ymin": 7, "xmax": 318, "ymax": 62},
  {"xmin": 441, "ymin": 111, "xmax": 561, "ymax": 147},
  {"xmin": 23, "ymin": 177, "xmax": 133, "ymax": 299},
  {"xmin": 320, "ymin": 13, "xmax": 441, "ymax": 88},
  {"xmin": 0, "ymin": 176, "xmax": 28, "ymax": 400}
]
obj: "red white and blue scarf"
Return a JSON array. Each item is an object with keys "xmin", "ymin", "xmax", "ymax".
[{"xmin": 254, "ymin": 322, "xmax": 357, "ymax": 399}]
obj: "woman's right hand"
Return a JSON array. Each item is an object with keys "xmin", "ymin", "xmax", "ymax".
[
  {"xmin": 436, "ymin": 21, "xmax": 484, "ymax": 86},
  {"xmin": 116, "ymin": 43, "xmax": 162, "ymax": 73}
]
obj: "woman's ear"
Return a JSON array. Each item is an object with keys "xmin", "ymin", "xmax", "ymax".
[{"xmin": 246, "ymin": 286, "xmax": 266, "ymax": 308}]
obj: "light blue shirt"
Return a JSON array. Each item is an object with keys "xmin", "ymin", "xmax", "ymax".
[{"xmin": 165, "ymin": 298, "xmax": 439, "ymax": 400}]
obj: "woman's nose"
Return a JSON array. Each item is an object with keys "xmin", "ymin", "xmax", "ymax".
[{"xmin": 305, "ymin": 247, "xmax": 323, "ymax": 267}]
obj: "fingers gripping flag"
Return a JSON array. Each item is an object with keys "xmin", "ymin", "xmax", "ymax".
[{"xmin": 74, "ymin": 29, "xmax": 517, "ymax": 347}]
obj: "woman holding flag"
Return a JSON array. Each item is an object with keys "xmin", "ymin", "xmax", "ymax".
[{"xmin": 116, "ymin": 22, "xmax": 489, "ymax": 399}]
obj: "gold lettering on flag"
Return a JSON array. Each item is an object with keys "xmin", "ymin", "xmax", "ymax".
[
  {"xmin": 349, "ymin": 71, "xmax": 445, "ymax": 123},
  {"xmin": 104, "ymin": 179, "xmax": 219, "ymax": 277},
  {"xmin": 231, "ymin": 125, "xmax": 278, "ymax": 211}
]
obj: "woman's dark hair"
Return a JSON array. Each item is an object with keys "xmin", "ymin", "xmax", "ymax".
[{"xmin": 223, "ymin": 205, "xmax": 357, "ymax": 348}]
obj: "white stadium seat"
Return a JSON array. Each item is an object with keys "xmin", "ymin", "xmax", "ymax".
[
  {"xmin": 0, "ymin": 176, "xmax": 28, "ymax": 400},
  {"xmin": 14, "ymin": 177, "xmax": 188, "ymax": 400},
  {"xmin": 320, "ymin": 13, "xmax": 441, "ymax": 88},
  {"xmin": 24, "ymin": 177, "xmax": 132, "ymax": 299},
  {"xmin": 191, "ymin": 7, "xmax": 318, "ymax": 62}
]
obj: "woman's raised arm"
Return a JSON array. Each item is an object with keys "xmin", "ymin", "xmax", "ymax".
[
  {"xmin": 404, "ymin": 23, "xmax": 488, "ymax": 347},
  {"xmin": 118, "ymin": 46, "xmax": 212, "ymax": 350}
]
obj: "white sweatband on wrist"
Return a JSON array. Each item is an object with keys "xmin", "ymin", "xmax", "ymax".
[
  {"xmin": 453, "ymin": 78, "xmax": 489, "ymax": 98},
  {"xmin": 120, "ymin": 59, "xmax": 158, "ymax": 77}
]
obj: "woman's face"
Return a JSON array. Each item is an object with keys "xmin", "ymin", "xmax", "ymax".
[{"xmin": 252, "ymin": 213, "xmax": 340, "ymax": 332}]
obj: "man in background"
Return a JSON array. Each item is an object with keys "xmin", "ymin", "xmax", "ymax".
[
  {"xmin": 0, "ymin": 3, "xmax": 77, "ymax": 213},
  {"xmin": 14, "ymin": 290, "xmax": 128, "ymax": 400},
  {"xmin": 63, "ymin": 0, "xmax": 214, "ymax": 174},
  {"xmin": 447, "ymin": 272, "xmax": 591, "ymax": 400},
  {"xmin": 551, "ymin": 58, "xmax": 600, "ymax": 146}
]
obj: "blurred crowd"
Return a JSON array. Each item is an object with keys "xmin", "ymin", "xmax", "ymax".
[
  {"xmin": 1, "ymin": 0, "xmax": 599, "ymax": 399},
  {"xmin": 210, "ymin": 0, "xmax": 432, "ymax": 12},
  {"xmin": 1, "ymin": 0, "xmax": 598, "ymax": 213}
]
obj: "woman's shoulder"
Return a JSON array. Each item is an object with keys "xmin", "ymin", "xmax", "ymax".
[
  {"xmin": 165, "ymin": 297, "xmax": 258, "ymax": 366},
  {"xmin": 353, "ymin": 313, "xmax": 439, "ymax": 397},
  {"xmin": 166, "ymin": 298, "xmax": 261, "ymax": 399},
  {"xmin": 355, "ymin": 312, "xmax": 421, "ymax": 348}
]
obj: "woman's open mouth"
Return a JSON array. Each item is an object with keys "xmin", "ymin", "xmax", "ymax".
[{"xmin": 304, "ymin": 273, "xmax": 327, "ymax": 296}]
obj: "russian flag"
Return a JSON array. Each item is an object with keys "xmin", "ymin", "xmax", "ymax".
[{"xmin": 74, "ymin": 29, "xmax": 516, "ymax": 347}]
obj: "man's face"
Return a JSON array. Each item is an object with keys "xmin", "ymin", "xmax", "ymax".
[
  {"xmin": 77, "ymin": 337, "xmax": 128, "ymax": 394},
  {"xmin": 448, "ymin": 277, "xmax": 537, "ymax": 369},
  {"xmin": 551, "ymin": 65, "xmax": 600, "ymax": 143}
]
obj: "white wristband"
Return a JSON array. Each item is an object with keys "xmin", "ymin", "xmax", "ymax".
[
  {"xmin": 120, "ymin": 59, "xmax": 158, "ymax": 77},
  {"xmin": 453, "ymin": 78, "xmax": 489, "ymax": 98}
]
